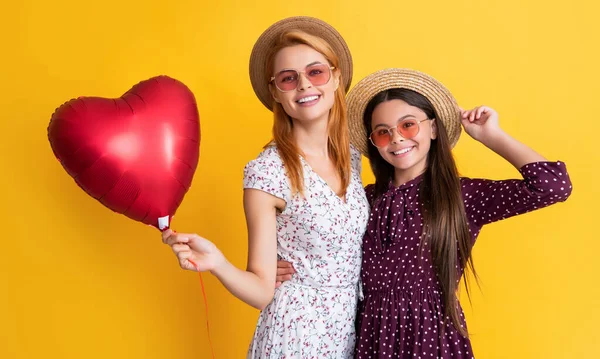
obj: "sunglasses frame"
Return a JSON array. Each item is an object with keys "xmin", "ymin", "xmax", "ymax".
[
  {"xmin": 270, "ymin": 64, "xmax": 335, "ymax": 92},
  {"xmin": 369, "ymin": 118, "xmax": 432, "ymax": 148}
]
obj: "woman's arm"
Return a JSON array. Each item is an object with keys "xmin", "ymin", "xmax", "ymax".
[{"xmin": 163, "ymin": 188, "xmax": 283, "ymax": 310}]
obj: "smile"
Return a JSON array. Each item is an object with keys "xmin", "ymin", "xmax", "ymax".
[
  {"xmin": 392, "ymin": 147, "xmax": 414, "ymax": 156},
  {"xmin": 296, "ymin": 95, "xmax": 320, "ymax": 104}
]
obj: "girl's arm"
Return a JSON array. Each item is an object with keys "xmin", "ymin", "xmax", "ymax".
[{"xmin": 459, "ymin": 106, "xmax": 572, "ymax": 228}]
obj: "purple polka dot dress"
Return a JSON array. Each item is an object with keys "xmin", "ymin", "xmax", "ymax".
[{"xmin": 354, "ymin": 161, "xmax": 572, "ymax": 358}]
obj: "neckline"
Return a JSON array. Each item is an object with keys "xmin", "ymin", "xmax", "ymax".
[
  {"xmin": 389, "ymin": 173, "xmax": 424, "ymax": 191},
  {"xmin": 300, "ymin": 155, "xmax": 349, "ymax": 205}
]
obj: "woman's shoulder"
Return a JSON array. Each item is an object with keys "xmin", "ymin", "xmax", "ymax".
[{"xmin": 245, "ymin": 144, "xmax": 283, "ymax": 169}]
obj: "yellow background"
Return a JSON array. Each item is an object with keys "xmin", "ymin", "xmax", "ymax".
[{"xmin": 1, "ymin": 0, "xmax": 598, "ymax": 358}]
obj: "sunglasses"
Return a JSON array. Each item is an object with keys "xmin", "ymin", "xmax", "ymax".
[
  {"xmin": 369, "ymin": 118, "xmax": 432, "ymax": 148},
  {"xmin": 270, "ymin": 63, "xmax": 335, "ymax": 92}
]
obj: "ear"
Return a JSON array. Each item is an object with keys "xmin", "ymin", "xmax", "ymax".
[
  {"xmin": 430, "ymin": 118, "xmax": 438, "ymax": 140},
  {"xmin": 333, "ymin": 69, "xmax": 341, "ymax": 91},
  {"xmin": 269, "ymin": 84, "xmax": 281, "ymax": 103}
]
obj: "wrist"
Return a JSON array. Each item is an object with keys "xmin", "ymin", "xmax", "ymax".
[
  {"xmin": 479, "ymin": 128, "xmax": 509, "ymax": 149},
  {"xmin": 210, "ymin": 256, "xmax": 230, "ymax": 278}
]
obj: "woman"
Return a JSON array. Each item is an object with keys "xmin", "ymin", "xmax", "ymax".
[{"xmin": 162, "ymin": 17, "xmax": 369, "ymax": 358}]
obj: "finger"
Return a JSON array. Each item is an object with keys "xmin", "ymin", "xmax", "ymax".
[
  {"xmin": 183, "ymin": 261, "xmax": 198, "ymax": 271},
  {"xmin": 481, "ymin": 107, "xmax": 490, "ymax": 118},
  {"xmin": 460, "ymin": 108, "xmax": 471, "ymax": 119},
  {"xmin": 171, "ymin": 243, "xmax": 190, "ymax": 253},
  {"xmin": 277, "ymin": 268, "xmax": 296, "ymax": 275},
  {"xmin": 476, "ymin": 106, "xmax": 486, "ymax": 120},
  {"xmin": 177, "ymin": 250, "xmax": 192, "ymax": 259},
  {"xmin": 275, "ymin": 281, "xmax": 282, "ymax": 288},
  {"xmin": 463, "ymin": 109, "xmax": 473, "ymax": 120},
  {"xmin": 277, "ymin": 267, "xmax": 296, "ymax": 276},
  {"xmin": 275, "ymin": 273, "xmax": 292, "ymax": 282},
  {"xmin": 275, "ymin": 274, "xmax": 292, "ymax": 282},
  {"xmin": 166, "ymin": 233, "xmax": 190, "ymax": 246},
  {"xmin": 277, "ymin": 261, "xmax": 294, "ymax": 269},
  {"xmin": 469, "ymin": 109, "xmax": 477, "ymax": 122},
  {"xmin": 460, "ymin": 116, "xmax": 471, "ymax": 128},
  {"xmin": 181, "ymin": 258, "xmax": 198, "ymax": 271},
  {"xmin": 162, "ymin": 229, "xmax": 173, "ymax": 243}
]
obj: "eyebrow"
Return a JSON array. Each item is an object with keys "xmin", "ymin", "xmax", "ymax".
[{"xmin": 373, "ymin": 114, "xmax": 417, "ymax": 129}]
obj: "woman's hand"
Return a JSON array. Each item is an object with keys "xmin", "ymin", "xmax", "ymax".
[{"xmin": 162, "ymin": 229, "xmax": 225, "ymax": 273}]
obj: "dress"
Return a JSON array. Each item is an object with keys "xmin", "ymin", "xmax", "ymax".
[
  {"xmin": 244, "ymin": 145, "xmax": 370, "ymax": 358},
  {"xmin": 355, "ymin": 161, "xmax": 572, "ymax": 358}
]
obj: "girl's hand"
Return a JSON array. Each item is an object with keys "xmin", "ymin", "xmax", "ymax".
[
  {"xmin": 460, "ymin": 105, "xmax": 502, "ymax": 143},
  {"xmin": 275, "ymin": 260, "xmax": 296, "ymax": 288}
]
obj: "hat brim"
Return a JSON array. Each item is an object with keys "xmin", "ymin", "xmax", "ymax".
[
  {"xmin": 249, "ymin": 16, "xmax": 353, "ymax": 111},
  {"xmin": 347, "ymin": 68, "xmax": 462, "ymax": 156}
]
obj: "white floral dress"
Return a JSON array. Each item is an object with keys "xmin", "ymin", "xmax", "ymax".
[{"xmin": 243, "ymin": 145, "xmax": 369, "ymax": 359}]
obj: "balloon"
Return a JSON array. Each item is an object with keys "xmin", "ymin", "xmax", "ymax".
[{"xmin": 48, "ymin": 75, "xmax": 200, "ymax": 230}]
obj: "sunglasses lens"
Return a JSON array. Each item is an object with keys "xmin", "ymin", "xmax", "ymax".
[
  {"xmin": 305, "ymin": 64, "xmax": 331, "ymax": 86},
  {"xmin": 370, "ymin": 129, "xmax": 392, "ymax": 147},
  {"xmin": 274, "ymin": 70, "xmax": 299, "ymax": 91},
  {"xmin": 398, "ymin": 119, "xmax": 419, "ymax": 139}
]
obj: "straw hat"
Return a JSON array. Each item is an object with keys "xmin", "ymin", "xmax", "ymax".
[
  {"xmin": 347, "ymin": 68, "xmax": 462, "ymax": 156},
  {"xmin": 249, "ymin": 16, "xmax": 353, "ymax": 111}
]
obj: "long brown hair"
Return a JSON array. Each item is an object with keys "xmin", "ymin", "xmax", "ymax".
[
  {"xmin": 264, "ymin": 31, "xmax": 350, "ymax": 196},
  {"xmin": 364, "ymin": 88, "xmax": 477, "ymax": 337}
]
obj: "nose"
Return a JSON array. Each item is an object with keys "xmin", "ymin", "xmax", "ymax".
[
  {"xmin": 296, "ymin": 72, "xmax": 313, "ymax": 91},
  {"xmin": 390, "ymin": 126, "xmax": 405, "ymax": 144}
]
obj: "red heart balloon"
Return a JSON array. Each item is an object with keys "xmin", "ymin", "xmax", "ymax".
[{"xmin": 48, "ymin": 75, "xmax": 200, "ymax": 230}]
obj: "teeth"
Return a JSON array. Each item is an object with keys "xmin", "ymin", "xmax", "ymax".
[
  {"xmin": 297, "ymin": 95, "xmax": 319, "ymax": 103},
  {"xmin": 393, "ymin": 147, "xmax": 413, "ymax": 155}
]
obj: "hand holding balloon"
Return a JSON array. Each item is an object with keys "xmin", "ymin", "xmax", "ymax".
[{"xmin": 162, "ymin": 229, "xmax": 226, "ymax": 272}]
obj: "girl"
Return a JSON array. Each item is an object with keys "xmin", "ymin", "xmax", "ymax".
[
  {"xmin": 350, "ymin": 68, "xmax": 572, "ymax": 358},
  {"xmin": 278, "ymin": 68, "xmax": 572, "ymax": 358},
  {"xmin": 162, "ymin": 17, "xmax": 369, "ymax": 358}
]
